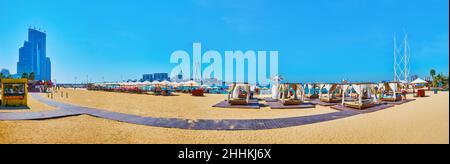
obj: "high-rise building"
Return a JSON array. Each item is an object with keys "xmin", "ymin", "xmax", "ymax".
[
  {"xmin": 142, "ymin": 74, "xmax": 154, "ymax": 82},
  {"xmin": 153, "ymin": 73, "xmax": 169, "ymax": 81},
  {"xmin": 17, "ymin": 28, "xmax": 51, "ymax": 81}
]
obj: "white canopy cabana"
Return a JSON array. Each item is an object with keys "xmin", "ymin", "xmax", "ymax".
[
  {"xmin": 342, "ymin": 83, "xmax": 376, "ymax": 105},
  {"xmin": 378, "ymin": 82, "xmax": 401, "ymax": 93}
]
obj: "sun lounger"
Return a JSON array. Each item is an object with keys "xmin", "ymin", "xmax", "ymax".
[
  {"xmin": 332, "ymin": 103, "xmax": 394, "ymax": 113},
  {"xmin": 212, "ymin": 99, "xmax": 260, "ymax": 109},
  {"xmin": 343, "ymin": 101, "xmax": 377, "ymax": 110},
  {"xmin": 228, "ymin": 98, "xmax": 249, "ymax": 105},
  {"xmin": 381, "ymin": 94, "xmax": 402, "ymax": 102},
  {"xmin": 225, "ymin": 83, "xmax": 253, "ymax": 106},
  {"xmin": 306, "ymin": 94, "xmax": 319, "ymax": 99},
  {"xmin": 279, "ymin": 84, "xmax": 306, "ymax": 106},
  {"xmin": 320, "ymin": 97, "xmax": 343, "ymax": 103}
]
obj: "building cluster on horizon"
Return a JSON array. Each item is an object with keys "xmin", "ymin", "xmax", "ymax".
[
  {"xmin": 141, "ymin": 73, "xmax": 170, "ymax": 82},
  {"xmin": 16, "ymin": 28, "xmax": 51, "ymax": 81},
  {"xmin": 139, "ymin": 71, "xmax": 223, "ymax": 86}
]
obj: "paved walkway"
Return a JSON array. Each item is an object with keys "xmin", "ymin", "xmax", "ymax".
[{"xmin": 0, "ymin": 93, "xmax": 372, "ymax": 130}]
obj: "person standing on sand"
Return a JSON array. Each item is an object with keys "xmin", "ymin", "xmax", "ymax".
[{"xmin": 401, "ymin": 86, "xmax": 407, "ymax": 100}]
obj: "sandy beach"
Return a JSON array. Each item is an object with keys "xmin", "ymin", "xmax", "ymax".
[
  {"xmin": 36, "ymin": 88, "xmax": 336, "ymax": 120},
  {"xmin": 0, "ymin": 89, "xmax": 448, "ymax": 144}
]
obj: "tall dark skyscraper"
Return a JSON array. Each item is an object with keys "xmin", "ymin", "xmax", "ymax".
[{"xmin": 17, "ymin": 28, "xmax": 51, "ymax": 81}]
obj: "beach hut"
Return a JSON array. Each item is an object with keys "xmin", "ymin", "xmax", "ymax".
[{"xmin": 1, "ymin": 78, "xmax": 28, "ymax": 107}]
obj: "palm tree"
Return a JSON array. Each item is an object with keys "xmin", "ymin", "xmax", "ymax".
[
  {"xmin": 434, "ymin": 73, "xmax": 449, "ymax": 88},
  {"xmin": 21, "ymin": 72, "xmax": 29, "ymax": 79},
  {"xmin": 29, "ymin": 72, "xmax": 35, "ymax": 80},
  {"xmin": 430, "ymin": 69, "xmax": 436, "ymax": 78},
  {"xmin": 430, "ymin": 69, "xmax": 436, "ymax": 87}
]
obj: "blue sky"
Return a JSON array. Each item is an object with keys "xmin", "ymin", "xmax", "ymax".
[{"xmin": 0, "ymin": 0, "xmax": 448, "ymax": 83}]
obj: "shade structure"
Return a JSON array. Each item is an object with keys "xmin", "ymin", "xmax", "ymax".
[
  {"xmin": 170, "ymin": 81, "xmax": 179, "ymax": 87},
  {"xmin": 160, "ymin": 80, "xmax": 171, "ymax": 85},
  {"xmin": 410, "ymin": 78, "xmax": 428, "ymax": 84},
  {"xmin": 184, "ymin": 80, "xmax": 199, "ymax": 87},
  {"xmin": 151, "ymin": 80, "xmax": 161, "ymax": 85}
]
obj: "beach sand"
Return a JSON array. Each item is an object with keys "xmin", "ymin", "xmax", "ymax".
[
  {"xmin": 38, "ymin": 88, "xmax": 336, "ymax": 119},
  {"xmin": 0, "ymin": 90, "xmax": 448, "ymax": 144}
]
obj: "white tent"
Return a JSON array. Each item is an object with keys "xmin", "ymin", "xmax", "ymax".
[{"xmin": 410, "ymin": 78, "xmax": 428, "ymax": 84}]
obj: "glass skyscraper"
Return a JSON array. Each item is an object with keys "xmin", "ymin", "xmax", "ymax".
[{"xmin": 17, "ymin": 28, "xmax": 51, "ymax": 81}]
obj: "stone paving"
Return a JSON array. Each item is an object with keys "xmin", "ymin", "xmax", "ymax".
[{"xmin": 0, "ymin": 93, "xmax": 378, "ymax": 130}]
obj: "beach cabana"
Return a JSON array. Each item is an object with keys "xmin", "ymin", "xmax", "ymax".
[
  {"xmin": 279, "ymin": 83, "xmax": 305, "ymax": 105},
  {"xmin": 319, "ymin": 83, "xmax": 342, "ymax": 103},
  {"xmin": 379, "ymin": 82, "xmax": 402, "ymax": 102},
  {"xmin": 265, "ymin": 83, "xmax": 315, "ymax": 109},
  {"xmin": 343, "ymin": 83, "xmax": 377, "ymax": 110},
  {"xmin": 305, "ymin": 83, "xmax": 319, "ymax": 99},
  {"xmin": 227, "ymin": 83, "xmax": 251, "ymax": 105}
]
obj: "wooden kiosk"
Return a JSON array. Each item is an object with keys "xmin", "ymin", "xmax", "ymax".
[{"xmin": 0, "ymin": 78, "xmax": 28, "ymax": 107}]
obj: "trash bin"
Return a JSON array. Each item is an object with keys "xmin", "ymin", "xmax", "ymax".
[{"xmin": 434, "ymin": 89, "xmax": 438, "ymax": 94}]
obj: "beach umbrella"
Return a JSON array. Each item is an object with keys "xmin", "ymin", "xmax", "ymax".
[
  {"xmin": 170, "ymin": 81, "xmax": 179, "ymax": 87},
  {"xmin": 151, "ymin": 80, "xmax": 161, "ymax": 85},
  {"xmin": 185, "ymin": 80, "xmax": 199, "ymax": 87},
  {"xmin": 160, "ymin": 80, "xmax": 171, "ymax": 85}
]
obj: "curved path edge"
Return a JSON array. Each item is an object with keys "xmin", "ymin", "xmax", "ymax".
[{"xmin": 0, "ymin": 93, "xmax": 366, "ymax": 130}]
